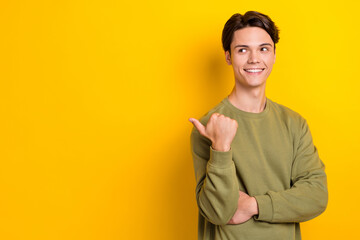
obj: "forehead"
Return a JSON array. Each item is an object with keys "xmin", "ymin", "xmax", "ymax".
[{"xmin": 231, "ymin": 27, "xmax": 274, "ymax": 47}]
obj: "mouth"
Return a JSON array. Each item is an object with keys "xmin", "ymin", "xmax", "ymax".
[{"xmin": 243, "ymin": 68, "xmax": 265, "ymax": 73}]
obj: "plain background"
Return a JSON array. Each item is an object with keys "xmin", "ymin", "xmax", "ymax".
[{"xmin": 0, "ymin": 0, "xmax": 359, "ymax": 239}]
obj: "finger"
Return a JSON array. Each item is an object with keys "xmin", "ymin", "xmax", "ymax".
[
  {"xmin": 212, "ymin": 113, "xmax": 221, "ymax": 118},
  {"xmin": 189, "ymin": 118, "xmax": 206, "ymax": 137}
]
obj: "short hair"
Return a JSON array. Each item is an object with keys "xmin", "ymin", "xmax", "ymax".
[{"xmin": 222, "ymin": 11, "xmax": 280, "ymax": 53}]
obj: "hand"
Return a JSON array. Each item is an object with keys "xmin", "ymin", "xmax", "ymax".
[
  {"xmin": 189, "ymin": 113, "xmax": 238, "ymax": 152},
  {"xmin": 227, "ymin": 191, "xmax": 259, "ymax": 225}
]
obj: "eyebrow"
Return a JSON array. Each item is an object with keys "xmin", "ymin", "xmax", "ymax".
[{"xmin": 234, "ymin": 43, "xmax": 273, "ymax": 48}]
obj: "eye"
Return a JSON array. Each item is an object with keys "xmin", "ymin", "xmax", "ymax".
[
  {"xmin": 238, "ymin": 48, "xmax": 247, "ymax": 53},
  {"xmin": 260, "ymin": 47, "xmax": 269, "ymax": 51}
]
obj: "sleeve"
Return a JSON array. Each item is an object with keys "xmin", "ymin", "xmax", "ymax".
[
  {"xmin": 190, "ymin": 127, "xmax": 239, "ymax": 226},
  {"xmin": 254, "ymin": 119, "xmax": 328, "ymax": 223}
]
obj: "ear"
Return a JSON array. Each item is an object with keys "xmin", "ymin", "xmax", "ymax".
[{"xmin": 225, "ymin": 51, "xmax": 232, "ymax": 65}]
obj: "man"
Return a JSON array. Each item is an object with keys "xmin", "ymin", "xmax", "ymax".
[{"xmin": 189, "ymin": 11, "xmax": 328, "ymax": 240}]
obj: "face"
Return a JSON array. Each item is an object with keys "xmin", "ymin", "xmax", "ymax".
[{"xmin": 225, "ymin": 27, "xmax": 276, "ymax": 89}]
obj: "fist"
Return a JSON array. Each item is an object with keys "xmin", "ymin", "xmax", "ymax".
[{"xmin": 189, "ymin": 113, "xmax": 238, "ymax": 152}]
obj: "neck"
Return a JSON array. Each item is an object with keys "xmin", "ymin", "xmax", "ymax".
[{"xmin": 228, "ymin": 85, "xmax": 267, "ymax": 113}]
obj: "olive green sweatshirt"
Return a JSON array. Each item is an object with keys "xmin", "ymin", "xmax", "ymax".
[{"xmin": 190, "ymin": 98, "xmax": 328, "ymax": 240}]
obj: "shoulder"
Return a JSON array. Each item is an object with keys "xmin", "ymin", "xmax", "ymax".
[
  {"xmin": 269, "ymin": 99, "xmax": 306, "ymax": 124},
  {"xmin": 268, "ymin": 99, "xmax": 309, "ymax": 138}
]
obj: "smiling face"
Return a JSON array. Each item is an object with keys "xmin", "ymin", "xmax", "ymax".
[{"xmin": 225, "ymin": 27, "xmax": 276, "ymax": 89}]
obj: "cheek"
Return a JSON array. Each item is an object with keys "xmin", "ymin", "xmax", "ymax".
[
  {"xmin": 271, "ymin": 56, "xmax": 276, "ymax": 64},
  {"xmin": 232, "ymin": 56, "xmax": 246, "ymax": 67},
  {"xmin": 265, "ymin": 56, "xmax": 275, "ymax": 66}
]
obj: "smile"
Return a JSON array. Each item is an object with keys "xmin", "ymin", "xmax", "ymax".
[{"xmin": 244, "ymin": 68, "xmax": 265, "ymax": 73}]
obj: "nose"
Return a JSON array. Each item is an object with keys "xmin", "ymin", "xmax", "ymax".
[{"xmin": 247, "ymin": 51, "xmax": 260, "ymax": 64}]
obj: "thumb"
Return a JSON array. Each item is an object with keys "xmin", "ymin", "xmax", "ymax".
[{"xmin": 189, "ymin": 118, "xmax": 206, "ymax": 137}]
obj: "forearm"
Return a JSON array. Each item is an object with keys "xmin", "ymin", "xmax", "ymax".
[
  {"xmin": 195, "ymin": 148, "xmax": 239, "ymax": 225},
  {"xmin": 254, "ymin": 167, "xmax": 328, "ymax": 223}
]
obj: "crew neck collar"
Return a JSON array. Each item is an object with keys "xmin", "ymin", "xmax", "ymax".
[{"xmin": 223, "ymin": 97, "xmax": 271, "ymax": 118}]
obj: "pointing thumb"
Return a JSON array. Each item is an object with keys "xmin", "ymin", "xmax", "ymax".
[{"xmin": 189, "ymin": 118, "xmax": 206, "ymax": 137}]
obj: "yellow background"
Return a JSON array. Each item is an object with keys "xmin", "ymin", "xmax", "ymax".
[{"xmin": 0, "ymin": 0, "xmax": 359, "ymax": 239}]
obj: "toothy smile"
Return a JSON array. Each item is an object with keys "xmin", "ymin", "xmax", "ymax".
[{"xmin": 244, "ymin": 68, "xmax": 265, "ymax": 73}]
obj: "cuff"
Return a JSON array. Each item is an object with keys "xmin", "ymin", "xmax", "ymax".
[
  {"xmin": 208, "ymin": 146, "xmax": 233, "ymax": 168},
  {"xmin": 253, "ymin": 194, "xmax": 273, "ymax": 222}
]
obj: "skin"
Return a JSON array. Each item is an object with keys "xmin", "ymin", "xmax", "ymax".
[
  {"xmin": 227, "ymin": 27, "xmax": 276, "ymax": 113},
  {"xmin": 189, "ymin": 113, "xmax": 238, "ymax": 152},
  {"xmin": 189, "ymin": 26, "xmax": 276, "ymax": 224}
]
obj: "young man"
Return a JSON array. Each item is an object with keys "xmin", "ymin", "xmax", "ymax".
[{"xmin": 189, "ymin": 11, "xmax": 328, "ymax": 240}]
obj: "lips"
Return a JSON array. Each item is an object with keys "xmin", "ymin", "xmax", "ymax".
[{"xmin": 244, "ymin": 68, "xmax": 265, "ymax": 73}]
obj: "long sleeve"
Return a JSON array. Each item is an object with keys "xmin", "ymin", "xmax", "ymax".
[
  {"xmin": 190, "ymin": 128, "xmax": 239, "ymax": 226},
  {"xmin": 254, "ymin": 119, "xmax": 328, "ymax": 223}
]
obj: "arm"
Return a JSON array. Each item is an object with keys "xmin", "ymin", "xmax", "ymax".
[
  {"xmin": 254, "ymin": 119, "xmax": 328, "ymax": 223},
  {"xmin": 190, "ymin": 114, "xmax": 240, "ymax": 225}
]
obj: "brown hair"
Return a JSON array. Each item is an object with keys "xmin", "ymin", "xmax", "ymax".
[{"xmin": 222, "ymin": 11, "xmax": 280, "ymax": 53}]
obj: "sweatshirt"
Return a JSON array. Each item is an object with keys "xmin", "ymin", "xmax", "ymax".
[{"xmin": 190, "ymin": 97, "xmax": 328, "ymax": 240}]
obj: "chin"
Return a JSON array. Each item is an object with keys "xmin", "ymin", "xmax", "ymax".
[{"xmin": 238, "ymin": 80, "xmax": 266, "ymax": 88}]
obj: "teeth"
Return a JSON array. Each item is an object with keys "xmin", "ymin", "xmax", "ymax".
[{"xmin": 245, "ymin": 69, "xmax": 263, "ymax": 73}]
